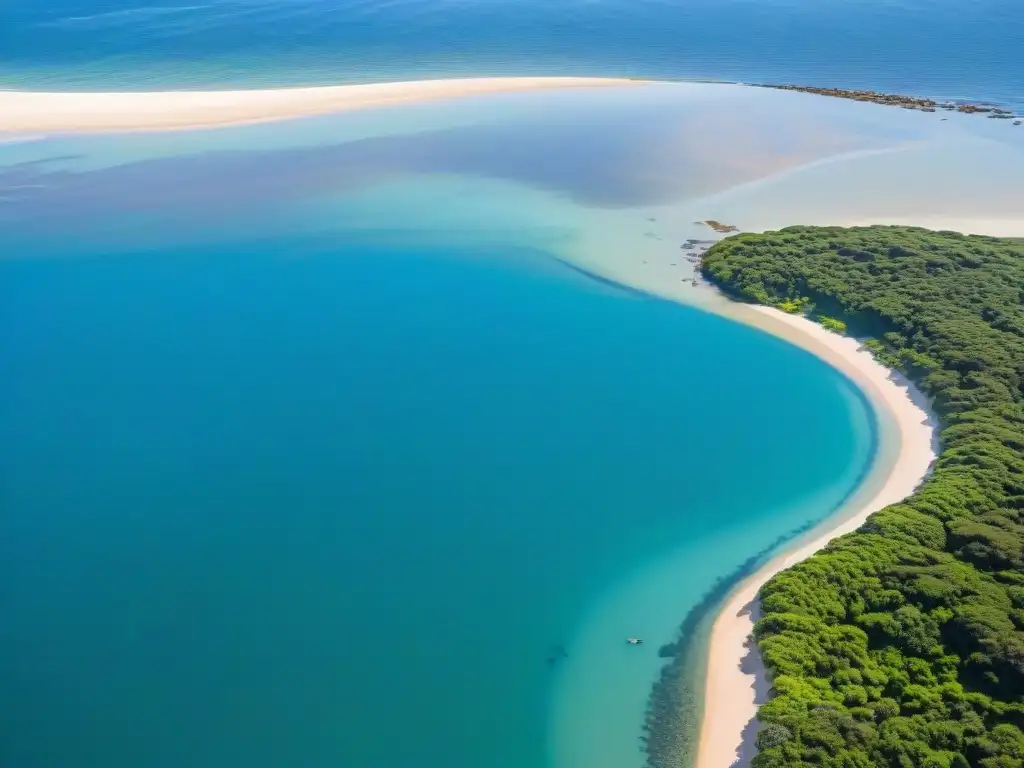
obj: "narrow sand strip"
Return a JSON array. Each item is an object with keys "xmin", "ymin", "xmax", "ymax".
[
  {"xmin": 0, "ymin": 77, "xmax": 641, "ymax": 134},
  {"xmin": 694, "ymin": 303, "xmax": 940, "ymax": 768},
  {"xmin": 841, "ymin": 217, "xmax": 1024, "ymax": 238}
]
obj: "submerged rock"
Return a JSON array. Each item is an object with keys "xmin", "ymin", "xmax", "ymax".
[{"xmin": 699, "ymin": 219, "xmax": 739, "ymax": 233}]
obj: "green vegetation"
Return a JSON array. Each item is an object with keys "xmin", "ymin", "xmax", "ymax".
[
  {"xmin": 701, "ymin": 226, "xmax": 1024, "ymax": 768},
  {"xmin": 818, "ymin": 316, "xmax": 848, "ymax": 334}
]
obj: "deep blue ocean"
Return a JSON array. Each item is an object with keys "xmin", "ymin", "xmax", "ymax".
[{"xmin": 1, "ymin": 0, "xmax": 1022, "ymax": 110}]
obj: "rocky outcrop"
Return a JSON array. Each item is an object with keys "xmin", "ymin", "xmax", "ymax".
[{"xmin": 756, "ymin": 84, "xmax": 1018, "ymax": 121}]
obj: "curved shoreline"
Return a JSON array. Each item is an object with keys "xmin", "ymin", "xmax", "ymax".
[
  {"xmin": 0, "ymin": 76, "xmax": 642, "ymax": 133},
  {"xmin": 691, "ymin": 302, "xmax": 940, "ymax": 768},
  {"xmin": 2, "ymin": 75, "xmax": 1013, "ymax": 766},
  {"xmin": 545, "ymin": 240, "xmax": 941, "ymax": 768}
]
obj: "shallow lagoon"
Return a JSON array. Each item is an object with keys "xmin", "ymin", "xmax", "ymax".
[{"xmin": 1, "ymin": 84, "xmax": 1021, "ymax": 768}]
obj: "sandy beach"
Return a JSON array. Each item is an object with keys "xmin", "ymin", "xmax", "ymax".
[
  {"xmin": 0, "ymin": 76, "xmax": 640, "ymax": 134},
  {"xmin": 694, "ymin": 302, "xmax": 941, "ymax": 768}
]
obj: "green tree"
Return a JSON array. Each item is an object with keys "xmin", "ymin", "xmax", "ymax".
[{"xmin": 700, "ymin": 226, "xmax": 1024, "ymax": 767}]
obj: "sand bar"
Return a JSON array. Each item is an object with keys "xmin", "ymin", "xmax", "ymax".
[
  {"xmin": 0, "ymin": 77, "xmax": 641, "ymax": 134},
  {"xmin": 694, "ymin": 302, "xmax": 940, "ymax": 768}
]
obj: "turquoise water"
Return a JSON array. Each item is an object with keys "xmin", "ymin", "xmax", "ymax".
[
  {"xmin": 2, "ymin": 0, "xmax": 1023, "ymax": 112},
  {"xmin": 0, "ymin": 238, "xmax": 873, "ymax": 768},
  {"xmin": 0, "ymin": 87, "xmax": 885, "ymax": 768}
]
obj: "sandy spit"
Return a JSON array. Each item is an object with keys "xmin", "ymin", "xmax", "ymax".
[
  {"xmin": 0, "ymin": 77, "xmax": 642, "ymax": 134},
  {"xmin": 694, "ymin": 303, "xmax": 940, "ymax": 768}
]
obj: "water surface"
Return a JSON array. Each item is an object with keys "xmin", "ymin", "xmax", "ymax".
[
  {"xmin": 1, "ymin": 0, "xmax": 1022, "ymax": 112},
  {"xmin": 2, "ymin": 84, "xmax": 1020, "ymax": 768}
]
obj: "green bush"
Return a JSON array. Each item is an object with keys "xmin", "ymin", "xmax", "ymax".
[
  {"xmin": 757, "ymin": 723, "xmax": 794, "ymax": 750},
  {"xmin": 818, "ymin": 315, "xmax": 848, "ymax": 334},
  {"xmin": 701, "ymin": 226, "xmax": 1024, "ymax": 767}
]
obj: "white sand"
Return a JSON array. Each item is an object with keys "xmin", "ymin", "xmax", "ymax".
[
  {"xmin": 840, "ymin": 216, "xmax": 1024, "ymax": 238},
  {"xmin": 694, "ymin": 304, "xmax": 941, "ymax": 768},
  {"xmin": 0, "ymin": 77, "xmax": 640, "ymax": 134}
]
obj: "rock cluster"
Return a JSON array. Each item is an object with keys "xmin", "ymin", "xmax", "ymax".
[
  {"xmin": 757, "ymin": 84, "xmax": 1018, "ymax": 120},
  {"xmin": 698, "ymin": 220, "xmax": 739, "ymax": 234}
]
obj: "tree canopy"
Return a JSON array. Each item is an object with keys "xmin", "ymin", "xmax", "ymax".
[{"xmin": 701, "ymin": 226, "xmax": 1024, "ymax": 768}]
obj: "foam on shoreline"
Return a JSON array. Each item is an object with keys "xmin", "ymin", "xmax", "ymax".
[{"xmin": 0, "ymin": 77, "xmax": 642, "ymax": 133}]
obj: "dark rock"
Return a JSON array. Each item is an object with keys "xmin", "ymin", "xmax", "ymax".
[{"xmin": 756, "ymin": 84, "xmax": 1009, "ymax": 122}]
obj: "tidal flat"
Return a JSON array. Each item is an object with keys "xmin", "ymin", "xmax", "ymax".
[{"xmin": 1, "ymin": 83, "xmax": 1021, "ymax": 768}]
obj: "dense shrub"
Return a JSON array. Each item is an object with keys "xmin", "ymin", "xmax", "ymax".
[
  {"xmin": 757, "ymin": 723, "xmax": 795, "ymax": 750},
  {"xmin": 702, "ymin": 226, "xmax": 1024, "ymax": 768}
]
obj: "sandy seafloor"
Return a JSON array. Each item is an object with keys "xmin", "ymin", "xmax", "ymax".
[{"xmin": 2, "ymin": 81, "xmax": 1023, "ymax": 768}]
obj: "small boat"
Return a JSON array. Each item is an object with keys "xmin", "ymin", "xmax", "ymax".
[{"xmin": 626, "ymin": 637, "xmax": 644, "ymax": 645}]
